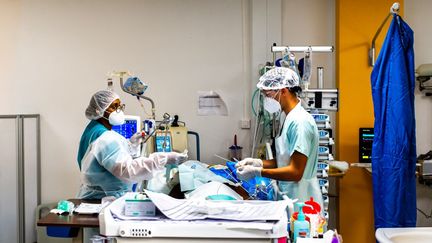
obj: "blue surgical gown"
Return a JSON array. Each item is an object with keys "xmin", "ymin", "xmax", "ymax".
[
  {"xmin": 77, "ymin": 121, "xmax": 163, "ymax": 199},
  {"xmin": 371, "ymin": 15, "xmax": 417, "ymax": 228}
]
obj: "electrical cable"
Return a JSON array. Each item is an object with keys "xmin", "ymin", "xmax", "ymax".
[
  {"xmin": 417, "ymin": 207, "xmax": 432, "ymax": 219},
  {"xmin": 137, "ymin": 98, "xmax": 152, "ymax": 117},
  {"xmin": 251, "ymin": 89, "xmax": 260, "ymax": 117}
]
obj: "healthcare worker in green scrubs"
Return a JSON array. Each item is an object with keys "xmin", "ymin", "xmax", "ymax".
[{"xmin": 236, "ymin": 67, "xmax": 322, "ymax": 209}]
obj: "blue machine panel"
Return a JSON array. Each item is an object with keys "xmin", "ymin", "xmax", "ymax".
[
  {"xmin": 155, "ymin": 132, "xmax": 172, "ymax": 152},
  {"xmin": 112, "ymin": 119, "xmax": 139, "ymax": 139}
]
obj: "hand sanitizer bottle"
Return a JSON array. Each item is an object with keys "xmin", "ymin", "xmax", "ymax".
[{"xmin": 293, "ymin": 203, "xmax": 310, "ymax": 242}]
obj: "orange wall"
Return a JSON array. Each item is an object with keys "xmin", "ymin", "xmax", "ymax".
[{"xmin": 336, "ymin": 0, "xmax": 404, "ymax": 242}]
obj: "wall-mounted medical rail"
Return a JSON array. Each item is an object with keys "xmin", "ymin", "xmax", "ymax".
[
  {"xmin": 271, "ymin": 45, "xmax": 334, "ymax": 53},
  {"xmin": 369, "ymin": 2, "xmax": 400, "ymax": 67},
  {"xmin": 269, "ymin": 44, "xmax": 338, "ymax": 111},
  {"xmin": 271, "ymin": 44, "xmax": 334, "ymax": 64}
]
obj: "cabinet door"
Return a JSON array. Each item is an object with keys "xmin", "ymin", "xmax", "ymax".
[
  {"xmin": 0, "ymin": 118, "xmax": 19, "ymax": 243},
  {"xmin": 24, "ymin": 117, "xmax": 39, "ymax": 243}
]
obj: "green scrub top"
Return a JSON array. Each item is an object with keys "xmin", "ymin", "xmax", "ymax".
[{"xmin": 275, "ymin": 101, "xmax": 323, "ymax": 211}]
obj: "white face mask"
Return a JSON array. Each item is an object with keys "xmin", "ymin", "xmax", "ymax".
[
  {"xmin": 263, "ymin": 91, "xmax": 281, "ymax": 114},
  {"xmin": 108, "ymin": 111, "xmax": 125, "ymax": 126}
]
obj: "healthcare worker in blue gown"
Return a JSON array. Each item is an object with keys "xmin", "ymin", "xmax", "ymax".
[
  {"xmin": 235, "ymin": 67, "xmax": 323, "ymax": 210},
  {"xmin": 77, "ymin": 90, "xmax": 188, "ymax": 199}
]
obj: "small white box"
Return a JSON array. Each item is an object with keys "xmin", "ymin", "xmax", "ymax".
[
  {"xmin": 240, "ymin": 119, "xmax": 251, "ymax": 129},
  {"xmin": 423, "ymin": 160, "xmax": 432, "ymax": 177},
  {"xmin": 124, "ymin": 198, "xmax": 156, "ymax": 217}
]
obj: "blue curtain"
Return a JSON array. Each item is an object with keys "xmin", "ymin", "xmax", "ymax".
[{"xmin": 370, "ymin": 14, "xmax": 416, "ymax": 228}]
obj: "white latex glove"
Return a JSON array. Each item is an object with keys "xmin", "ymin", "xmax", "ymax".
[
  {"xmin": 235, "ymin": 158, "xmax": 263, "ymax": 168},
  {"xmin": 109, "ymin": 154, "xmax": 167, "ymax": 183},
  {"xmin": 236, "ymin": 165, "xmax": 262, "ymax": 181},
  {"xmin": 150, "ymin": 150, "xmax": 188, "ymax": 165},
  {"xmin": 129, "ymin": 131, "xmax": 144, "ymax": 146}
]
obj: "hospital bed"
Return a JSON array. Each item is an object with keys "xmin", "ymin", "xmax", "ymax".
[{"xmin": 99, "ymin": 197, "xmax": 289, "ymax": 242}]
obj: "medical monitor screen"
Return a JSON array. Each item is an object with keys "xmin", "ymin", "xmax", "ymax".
[
  {"xmin": 359, "ymin": 128, "xmax": 374, "ymax": 163},
  {"xmin": 155, "ymin": 132, "xmax": 172, "ymax": 152},
  {"xmin": 112, "ymin": 119, "xmax": 139, "ymax": 139}
]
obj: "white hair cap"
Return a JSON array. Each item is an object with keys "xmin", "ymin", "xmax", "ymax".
[
  {"xmin": 257, "ymin": 67, "xmax": 300, "ymax": 90},
  {"xmin": 85, "ymin": 90, "xmax": 120, "ymax": 120}
]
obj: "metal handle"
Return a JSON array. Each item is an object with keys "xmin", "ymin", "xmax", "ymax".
[{"xmin": 369, "ymin": 2, "xmax": 400, "ymax": 66}]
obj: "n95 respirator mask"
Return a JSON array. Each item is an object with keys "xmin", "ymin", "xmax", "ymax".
[
  {"xmin": 263, "ymin": 96, "xmax": 281, "ymax": 114},
  {"xmin": 108, "ymin": 111, "xmax": 125, "ymax": 126}
]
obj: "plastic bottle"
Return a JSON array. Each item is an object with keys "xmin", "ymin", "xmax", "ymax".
[
  {"xmin": 302, "ymin": 50, "xmax": 312, "ymax": 89},
  {"xmin": 293, "ymin": 203, "xmax": 310, "ymax": 243},
  {"xmin": 317, "ymin": 67, "xmax": 324, "ymax": 89}
]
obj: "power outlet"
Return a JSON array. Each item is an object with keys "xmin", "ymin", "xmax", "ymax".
[{"xmin": 240, "ymin": 119, "xmax": 251, "ymax": 129}]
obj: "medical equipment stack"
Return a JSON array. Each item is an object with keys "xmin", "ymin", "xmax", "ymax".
[
  {"xmin": 312, "ymin": 113, "xmax": 332, "ymax": 222},
  {"xmin": 108, "ymin": 72, "xmax": 200, "ymax": 160}
]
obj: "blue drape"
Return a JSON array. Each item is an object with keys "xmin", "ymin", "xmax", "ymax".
[{"xmin": 370, "ymin": 14, "xmax": 416, "ymax": 228}]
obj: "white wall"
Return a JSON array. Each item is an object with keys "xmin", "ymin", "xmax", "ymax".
[
  {"xmin": 282, "ymin": 0, "xmax": 335, "ymax": 89},
  {"xmin": 0, "ymin": 0, "xmax": 21, "ymax": 109},
  {"xmin": 1, "ymin": 0, "xmax": 252, "ymax": 203},
  {"xmin": 4, "ymin": 0, "xmax": 430, "ymax": 229},
  {"xmin": 1, "ymin": 0, "xmax": 337, "ymax": 204},
  {"xmin": 406, "ymin": 0, "xmax": 432, "ymax": 227},
  {"xmin": 406, "ymin": 0, "xmax": 432, "ymax": 156},
  {"xmin": 281, "ymin": 0, "xmax": 337, "ymax": 160}
]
